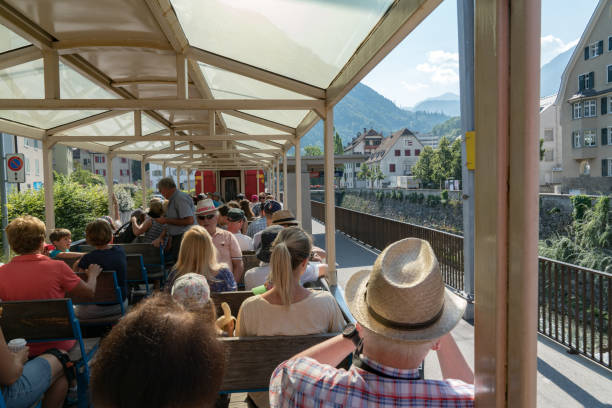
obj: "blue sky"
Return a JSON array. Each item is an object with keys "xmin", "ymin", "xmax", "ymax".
[{"xmin": 362, "ymin": 0, "xmax": 599, "ymax": 108}]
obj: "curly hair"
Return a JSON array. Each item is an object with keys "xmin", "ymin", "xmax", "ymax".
[
  {"xmin": 6, "ymin": 216, "xmax": 46, "ymax": 255},
  {"xmin": 91, "ymin": 293, "xmax": 225, "ymax": 408}
]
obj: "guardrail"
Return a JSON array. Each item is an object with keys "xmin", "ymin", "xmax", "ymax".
[{"xmin": 312, "ymin": 200, "xmax": 611, "ymax": 369}]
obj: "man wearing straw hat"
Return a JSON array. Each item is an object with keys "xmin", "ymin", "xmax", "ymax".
[{"xmin": 269, "ymin": 238, "xmax": 474, "ymax": 407}]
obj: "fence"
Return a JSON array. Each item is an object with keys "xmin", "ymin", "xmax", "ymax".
[{"xmin": 312, "ymin": 200, "xmax": 611, "ymax": 369}]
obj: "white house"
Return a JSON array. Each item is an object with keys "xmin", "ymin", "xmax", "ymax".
[
  {"xmin": 539, "ymin": 94, "xmax": 563, "ymax": 187},
  {"xmin": 343, "ymin": 128, "xmax": 383, "ymax": 188},
  {"xmin": 366, "ymin": 128, "xmax": 424, "ymax": 188}
]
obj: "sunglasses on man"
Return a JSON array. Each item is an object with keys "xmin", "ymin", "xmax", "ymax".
[{"xmin": 197, "ymin": 214, "xmax": 216, "ymax": 220}]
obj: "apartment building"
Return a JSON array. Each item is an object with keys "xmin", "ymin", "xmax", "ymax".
[
  {"xmin": 539, "ymin": 94, "xmax": 563, "ymax": 186},
  {"xmin": 343, "ymin": 128, "xmax": 383, "ymax": 188},
  {"xmin": 72, "ymin": 149, "xmax": 136, "ymax": 184},
  {"xmin": 557, "ymin": 0, "xmax": 612, "ymax": 193},
  {"xmin": 365, "ymin": 128, "xmax": 424, "ymax": 188}
]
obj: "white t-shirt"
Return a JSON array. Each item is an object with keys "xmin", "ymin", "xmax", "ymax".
[
  {"xmin": 233, "ymin": 232, "xmax": 253, "ymax": 251},
  {"xmin": 243, "ymin": 262, "xmax": 320, "ymax": 290}
]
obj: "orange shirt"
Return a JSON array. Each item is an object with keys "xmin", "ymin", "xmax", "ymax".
[{"xmin": 0, "ymin": 254, "xmax": 82, "ymax": 356}]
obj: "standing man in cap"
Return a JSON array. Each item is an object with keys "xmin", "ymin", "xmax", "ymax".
[
  {"xmin": 195, "ymin": 199, "xmax": 244, "ymax": 283},
  {"xmin": 269, "ymin": 238, "xmax": 474, "ymax": 407},
  {"xmin": 226, "ymin": 208, "xmax": 253, "ymax": 251},
  {"xmin": 156, "ymin": 177, "xmax": 194, "ymax": 264}
]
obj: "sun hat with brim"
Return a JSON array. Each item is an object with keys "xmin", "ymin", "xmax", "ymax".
[
  {"xmin": 256, "ymin": 225, "xmax": 283, "ymax": 263},
  {"xmin": 271, "ymin": 209, "xmax": 299, "ymax": 226},
  {"xmin": 195, "ymin": 198, "xmax": 217, "ymax": 215},
  {"xmin": 345, "ymin": 238, "xmax": 466, "ymax": 342},
  {"xmin": 171, "ymin": 273, "xmax": 211, "ymax": 306}
]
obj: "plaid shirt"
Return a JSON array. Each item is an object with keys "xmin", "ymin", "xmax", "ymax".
[
  {"xmin": 270, "ymin": 356, "xmax": 474, "ymax": 408},
  {"xmin": 247, "ymin": 217, "xmax": 267, "ymax": 238}
]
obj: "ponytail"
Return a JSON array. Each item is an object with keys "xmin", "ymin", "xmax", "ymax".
[
  {"xmin": 269, "ymin": 227, "xmax": 312, "ymax": 307},
  {"xmin": 270, "ymin": 242, "xmax": 294, "ymax": 306}
]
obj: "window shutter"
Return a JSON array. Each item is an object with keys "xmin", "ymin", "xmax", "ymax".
[
  {"xmin": 589, "ymin": 72, "xmax": 594, "ymax": 89},
  {"xmin": 602, "ymin": 128, "xmax": 608, "ymax": 146},
  {"xmin": 603, "ymin": 97, "xmax": 608, "ymax": 115},
  {"xmin": 609, "ymin": 37, "xmax": 612, "ymax": 51},
  {"xmin": 602, "ymin": 160, "xmax": 608, "ymax": 177},
  {"xmin": 579, "ymin": 75, "xmax": 585, "ymax": 91},
  {"xmin": 584, "ymin": 47, "xmax": 589, "ymax": 60},
  {"xmin": 608, "ymin": 65, "xmax": 612, "ymax": 83},
  {"xmin": 598, "ymin": 40, "xmax": 603, "ymax": 55}
]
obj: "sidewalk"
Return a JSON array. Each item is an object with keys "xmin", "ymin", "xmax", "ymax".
[{"xmin": 311, "ymin": 219, "xmax": 612, "ymax": 407}]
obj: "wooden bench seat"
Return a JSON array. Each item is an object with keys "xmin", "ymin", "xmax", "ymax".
[
  {"xmin": 70, "ymin": 271, "xmax": 125, "ymax": 327},
  {"xmin": 220, "ymin": 333, "xmax": 338, "ymax": 392},
  {"xmin": 211, "ymin": 291, "xmax": 254, "ymax": 317}
]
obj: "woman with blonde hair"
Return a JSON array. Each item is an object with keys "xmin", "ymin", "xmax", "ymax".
[
  {"xmin": 165, "ymin": 226, "xmax": 237, "ymax": 292},
  {"xmin": 235, "ymin": 227, "xmax": 344, "ymax": 407}
]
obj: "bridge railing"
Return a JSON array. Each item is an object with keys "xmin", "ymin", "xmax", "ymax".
[{"xmin": 312, "ymin": 200, "xmax": 610, "ymax": 369}]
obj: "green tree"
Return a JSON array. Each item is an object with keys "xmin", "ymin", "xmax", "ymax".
[
  {"xmin": 70, "ymin": 163, "xmax": 105, "ymax": 186},
  {"xmin": 372, "ymin": 165, "xmax": 385, "ymax": 188},
  {"xmin": 449, "ymin": 137, "xmax": 463, "ymax": 181},
  {"xmin": 357, "ymin": 162, "xmax": 372, "ymax": 189},
  {"xmin": 334, "ymin": 130, "xmax": 344, "ymax": 155},
  {"xmin": 412, "ymin": 146, "xmax": 435, "ymax": 187},
  {"xmin": 432, "ymin": 136, "xmax": 453, "ymax": 187},
  {"xmin": 540, "ymin": 139, "xmax": 545, "ymax": 161},
  {"xmin": 304, "ymin": 145, "xmax": 323, "ymax": 156}
]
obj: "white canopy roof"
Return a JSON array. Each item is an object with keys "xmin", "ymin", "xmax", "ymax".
[{"xmin": 0, "ymin": 0, "xmax": 440, "ymax": 168}]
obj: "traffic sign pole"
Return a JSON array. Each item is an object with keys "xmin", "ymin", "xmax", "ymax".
[{"xmin": 0, "ymin": 140, "xmax": 10, "ymax": 260}]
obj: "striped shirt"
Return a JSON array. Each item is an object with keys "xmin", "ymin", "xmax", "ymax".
[
  {"xmin": 269, "ymin": 356, "xmax": 474, "ymax": 408},
  {"xmin": 143, "ymin": 217, "xmax": 167, "ymax": 243}
]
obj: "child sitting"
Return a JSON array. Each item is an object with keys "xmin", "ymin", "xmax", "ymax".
[
  {"xmin": 75, "ymin": 219, "xmax": 128, "ymax": 319},
  {"xmin": 47, "ymin": 228, "xmax": 85, "ymax": 265}
]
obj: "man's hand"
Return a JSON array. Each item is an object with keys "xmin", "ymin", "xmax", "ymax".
[
  {"xmin": 157, "ymin": 216, "xmax": 167, "ymax": 225},
  {"xmin": 86, "ymin": 264, "xmax": 103, "ymax": 279},
  {"xmin": 152, "ymin": 238, "xmax": 162, "ymax": 248}
]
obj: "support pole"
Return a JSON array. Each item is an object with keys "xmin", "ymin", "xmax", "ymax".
[
  {"xmin": 256, "ymin": 168, "xmax": 260, "ymax": 195},
  {"xmin": 283, "ymin": 150, "xmax": 288, "ymax": 207},
  {"xmin": 295, "ymin": 140, "xmax": 302, "ymax": 225},
  {"xmin": 162, "ymin": 162, "xmax": 167, "ymax": 178},
  {"xmin": 323, "ymin": 107, "xmax": 336, "ymax": 285},
  {"xmin": 134, "ymin": 110, "xmax": 142, "ymax": 137},
  {"xmin": 0, "ymin": 137, "xmax": 9, "ymax": 259},
  {"xmin": 141, "ymin": 159, "xmax": 147, "ymax": 208},
  {"xmin": 42, "ymin": 50, "xmax": 60, "ymax": 99},
  {"xmin": 176, "ymin": 54, "xmax": 188, "ymax": 99},
  {"xmin": 187, "ymin": 168, "xmax": 191, "ymax": 192},
  {"xmin": 107, "ymin": 154, "xmax": 115, "ymax": 221},
  {"xmin": 42, "ymin": 140, "xmax": 55, "ymax": 231},
  {"xmin": 474, "ymin": 0, "xmax": 540, "ymax": 405},
  {"xmin": 177, "ymin": 166, "xmax": 181, "ymax": 189},
  {"xmin": 457, "ymin": 0, "xmax": 475, "ymax": 319},
  {"xmin": 276, "ymin": 158, "xmax": 280, "ymax": 203}
]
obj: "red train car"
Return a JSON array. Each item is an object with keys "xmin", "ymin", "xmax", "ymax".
[{"xmin": 194, "ymin": 170, "xmax": 264, "ymax": 202}]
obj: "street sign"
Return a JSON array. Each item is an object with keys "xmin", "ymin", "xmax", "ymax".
[{"xmin": 5, "ymin": 153, "xmax": 25, "ymax": 183}]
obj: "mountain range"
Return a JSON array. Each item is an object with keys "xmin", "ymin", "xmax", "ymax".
[
  {"xmin": 301, "ymin": 83, "xmax": 451, "ymax": 148},
  {"xmin": 540, "ymin": 47, "xmax": 574, "ymax": 97}
]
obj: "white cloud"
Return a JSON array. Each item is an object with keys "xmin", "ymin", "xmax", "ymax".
[
  {"xmin": 401, "ymin": 81, "xmax": 429, "ymax": 92},
  {"xmin": 416, "ymin": 50, "xmax": 459, "ymax": 84},
  {"xmin": 540, "ymin": 35, "xmax": 578, "ymax": 66}
]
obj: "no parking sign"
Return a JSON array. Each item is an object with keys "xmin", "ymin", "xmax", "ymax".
[{"xmin": 5, "ymin": 153, "xmax": 25, "ymax": 183}]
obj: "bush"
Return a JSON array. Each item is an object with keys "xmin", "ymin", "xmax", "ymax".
[
  {"xmin": 6, "ymin": 175, "xmax": 108, "ymax": 241},
  {"xmin": 570, "ymin": 194, "xmax": 592, "ymax": 221},
  {"xmin": 426, "ymin": 195, "xmax": 441, "ymax": 207},
  {"xmin": 418, "ymin": 193, "xmax": 425, "ymax": 203},
  {"xmin": 441, "ymin": 190, "xmax": 449, "ymax": 205}
]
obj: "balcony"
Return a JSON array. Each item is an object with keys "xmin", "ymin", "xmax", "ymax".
[{"xmin": 571, "ymin": 146, "xmax": 598, "ymax": 160}]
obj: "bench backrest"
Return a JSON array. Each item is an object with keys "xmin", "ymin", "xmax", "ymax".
[
  {"xmin": 211, "ymin": 291, "xmax": 253, "ymax": 317},
  {"xmin": 78, "ymin": 243, "xmax": 162, "ymax": 266},
  {"xmin": 126, "ymin": 254, "xmax": 146, "ymax": 281},
  {"xmin": 0, "ymin": 298, "xmax": 76, "ymax": 341},
  {"xmin": 220, "ymin": 333, "xmax": 338, "ymax": 392},
  {"xmin": 242, "ymin": 253, "xmax": 260, "ymax": 271},
  {"xmin": 70, "ymin": 271, "xmax": 122, "ymax": 305}
]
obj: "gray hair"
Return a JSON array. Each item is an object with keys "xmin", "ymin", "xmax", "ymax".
[{"xmin": 157, "ymin": 177, "xmax": 176, "ymax": 190}]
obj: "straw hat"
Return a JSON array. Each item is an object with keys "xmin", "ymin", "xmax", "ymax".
[
  {"xmin": 345, "ymin": 238, "xmax": 466, "ymax": 342},
  {"xmin": 195, "ymin": 198, "xmax": 216, "ymax": 215},
  {"xmin": 271, "ymin": 209, "xmax": 298, "ymax": 226}
]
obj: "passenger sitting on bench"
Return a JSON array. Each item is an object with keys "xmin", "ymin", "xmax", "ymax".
[
  {"xmin": 269, "ymin": 238, "xmax": 474, "ymax": 408},
  {"xmin": 244, "ymin": 226, "xmax": 327, "ymax": 291},
  {"xmin": 0, "ymin": 325, "xmax": 69, "ymax": 408},
  {"xmin": 47, "ymin": 228, "xmax": 84, "ymax": 262},
  {"xmin": 236, "ymin": 227, "xmax": 344, "ymax": 408},
  {"xmin": 90, "ymin": 294, "xmax": 226, "ymax": 408},
  {"xmin": 130, "ymin": 198, "xmax": 168, "ymax": 247},
  {"xmin": 0, "ymin": 216, "xmax": 102, "ymax": 356},
  {"xmin": 166, "ymin": 226, "xmax": 237, "ymax": 293},
  {"xmin": 171, "ymin": 273, "xmax": 235, "ymax": 336},
  {"xmin": 75, "ymin": 219, "xmax": 128, "ymax": 319}
]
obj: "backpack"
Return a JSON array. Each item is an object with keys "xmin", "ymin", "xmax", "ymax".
[{"xmin": 114, "ymin": 221, "xmax": 136, "ymax": 244}]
